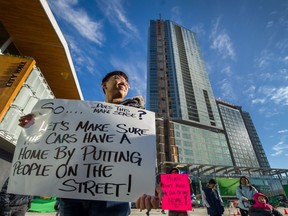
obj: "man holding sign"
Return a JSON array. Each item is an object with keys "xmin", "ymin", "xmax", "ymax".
[{"xmin": 18, "ymin": 71, "xmax": 159, "ymax": 216}]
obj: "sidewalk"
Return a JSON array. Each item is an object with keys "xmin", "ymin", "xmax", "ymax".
[
  {"xmin": 26, "ymin": 207, "xmax": 288, "ymax": 216},
  {"xmin": 26, "ymin": 207, "xmax": 286, "ymax": 216},
  {"xmin": 26, "ymin": 208, "xmax": 207, "ymax": 216}
]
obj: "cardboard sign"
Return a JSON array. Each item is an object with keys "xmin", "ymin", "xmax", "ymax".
[
  {"xmin": 8, "ymin": 99, "xmax": 156, "ymax": 202},
  {"xmin": 161, "ymin": 174, "xmax": 192, "ymax": 211}
]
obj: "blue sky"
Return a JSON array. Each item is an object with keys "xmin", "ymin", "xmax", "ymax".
[{"xmin": 48, "ymin": 0, "xmax": 288, "ymax": 169}]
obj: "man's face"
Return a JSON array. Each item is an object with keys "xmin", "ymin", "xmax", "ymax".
[{"xmin": 103, "ymin": 74, "xmax": 129, "ymax": 99}]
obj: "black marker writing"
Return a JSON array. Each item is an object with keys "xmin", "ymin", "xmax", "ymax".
[
  {"xmin": 81, "ymin": 145, "xmax": 142, "ymax": 166},
  {"xmin": 12, "ymin": 161, "xmax": 52, "ymax": 176},
  {"xmin": 84, "ymin": 163, "xmax": 113, "ymax": 178},
  {"xmin": 75, "ymin": 121, "xmax": 110, "ymax": 132},
  {"xmin": 46, "ymin": 133, "xmax": 77, "ymax": 144},
  {"xmin": 18, "ymin": 147, "xmax": 49, "ymax": 160}
]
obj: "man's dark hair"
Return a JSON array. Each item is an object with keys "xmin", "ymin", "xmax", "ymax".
[
  {"xmin": 102, "ymin": 70, "xmax": 129, "ymax": 84},
  {"xmin": 208, "ymin": 178, "xmax": 217, "ymax": 185},
  {"xmin": 101, "ymin": 70, "xmax": 129, "ymax": 94}
]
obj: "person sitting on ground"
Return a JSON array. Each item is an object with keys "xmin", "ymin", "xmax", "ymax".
[{"xmin": 248, "ymin": 192, "xmax": 283, "ymax": 216}]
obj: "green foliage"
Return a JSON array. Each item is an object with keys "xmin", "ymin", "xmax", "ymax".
[{"xmin": 217, "ymin": 178, "xmax": 239, "ymax": 196}]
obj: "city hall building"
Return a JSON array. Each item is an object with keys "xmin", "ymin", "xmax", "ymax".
[{"xmin": 0, "ymin": 0, "xmax": 83, "ymax": 186}]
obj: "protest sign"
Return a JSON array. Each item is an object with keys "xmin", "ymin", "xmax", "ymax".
[
  {"xmin": 8, "ymin": 99, "xmax": 156, "ymax": 202},
  {"xmin": 161, "ymin": 174, "xmax": 192, "ymax": 211}
]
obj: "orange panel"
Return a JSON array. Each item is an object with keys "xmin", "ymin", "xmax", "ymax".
[{"xmin": 0, "ymin": 55, "xmax": 35, "ymax": 121}]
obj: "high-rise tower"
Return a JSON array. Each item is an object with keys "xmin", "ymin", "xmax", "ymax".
[
  {"xmin": 216, "ymin": 100, "xmax": 260, "ymax": 168},
  {"xmin": 147, "ymin": 20, "xmax": 233, "ymax": 167},
  {"xmin": 242, "ymin": 111, "xmax": 270, "ymax": 168}
]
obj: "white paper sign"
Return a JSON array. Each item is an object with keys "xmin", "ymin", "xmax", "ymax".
[{"xmin": 8, "ymin": 99, "xmax": 156, "ymax": 202}]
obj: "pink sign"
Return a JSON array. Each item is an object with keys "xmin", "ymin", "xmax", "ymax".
[{"xmin": 160, "ymin": 174, "xmax": 192, "ymax": 211}]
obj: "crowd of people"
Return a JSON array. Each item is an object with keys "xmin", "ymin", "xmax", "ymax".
[{"xmin": 1, "ymin": 71, "xmax": 286, "ymax": 216}]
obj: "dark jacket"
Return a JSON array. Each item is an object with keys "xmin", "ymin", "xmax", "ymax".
[
  {"xmin": 60, "ymin": 96, "xmax": 144, "ymax": 216},
  {"xmin": 119, "ymin": 96, "xmax": 145, "ymax": 109},
  {"xmin": 202, "ymin": 187, "xmax": 224, "ymax": 216},
  {"xmin": 248, "ymin": 192, "xmax": 283, "ymax": 216},
  {"xmin": 249, "ymin": 206, "xmax": 283, "ymax": 216},
  {"xmin": 0, "ymin": 178, "xmax": 32, "ymax": 210}
]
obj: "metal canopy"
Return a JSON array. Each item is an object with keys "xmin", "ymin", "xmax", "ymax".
[{"xmin": 159, "ymin": 162, "xmax": 288, "ymax": 179}]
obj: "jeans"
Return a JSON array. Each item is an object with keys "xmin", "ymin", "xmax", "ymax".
[
  {"xmin": 59, "ymin": 199, "xmax": 130, "ymax": 216},
  {"xmin": 4, "ymin": 205, "xmax": 28, "ymax": 216},
  {"xmin": 168, "ymin": 210, "xmax": 188, "ymax": 216}
]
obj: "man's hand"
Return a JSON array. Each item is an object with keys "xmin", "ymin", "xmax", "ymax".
[
  {"xmin": 135, "ymin": 185, "xmax": 161, "ymax": 211},
  {"xmin": 18, "ymin": 113, "xmax": 35, "ymax": 128}
]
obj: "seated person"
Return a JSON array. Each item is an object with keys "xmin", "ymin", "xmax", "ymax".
[{"xmin": 248, "ymin": 192, "xmax": 283, "ymax": 216}]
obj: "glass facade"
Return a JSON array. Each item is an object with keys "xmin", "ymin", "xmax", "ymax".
[
  {"xmin": 147, "ymin": 20, "xmax": 287, "ymax": 198},
  {"xmin": 242, "ymin": 111, "xmax": 270, "ymax": 168},
  {"xmin": 218, "ymin": 103, "xmax": 259, "ymax": 167},
  {"xmin": 0, "ymin": 67, "xmax": 54, "ymax": 144},
  {"xmin": 148, "ymin": 19, "xmax": 274, "ymax": 170},
  {"xmin": 174, "ymin": 122, "xmax": 233, "ymax": 166},
  {"xmin": 148, "ymin": 20, "xmax": 231, "ymax": 166},
  {"xmin": 147, "ymin": 20, "xmax": 222, "ymax": 128}
]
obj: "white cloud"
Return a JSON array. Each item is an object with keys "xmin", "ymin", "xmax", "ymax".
[
  {"xmin": 97, "ymin": 0, "xmax": 139, "ymax": 45},
  {"xmin": 254, "ymin": 50, "xmax": 274, "ymax": 69},
  {"xmin": 266, "ymin": 21, "xmax": 274, "ymax": 28},
  {"xmin": 278, "ymin": 129, "xmax": 288, "ymax": 134},
  {"xmin": 257, "ymin": 72, "xmax": 285, "ymax": 81},
  {"xmin": 251, "ymin": 98, "xmax": 266, "ymax": 104},
  {"xmin": 49, "ymin": 0, "xmax": 104, "ymax": 45},
  {"xmin": 190, "ymin": 24, "xmax": 206, "ymax": 36},
  {"xmin": 65, "ymin": 35, "xmax": 99, "ymax": 76},
  {"xmin": 271, "ymin": 150, "xmax": 283, "ymax": 156},
  {"xmin": 220, "ymin": 65, "xmax": 233, "ymax": 76},
  {"xmin": 219, "ymin": 78, "xmax": 236, "ymax": 100},
  {"xmin": 171, "ymin": 6, "xmax": 182, "ymax": 25},
  {"xmin": 210, "ymin": 18, "xmax": 235, "ymax": 60},
  {"xmin": 270, "ymin": 86, "xmax": 288, "ymax": 105},
  {"xmin": 276, "ymin": 38, "xmax": 288, "ymax": 53},
  {"xmin": 244, "ymin": 85, "xmax": 256, "ymax": 99},
  {"xmin": 271, "ymin": 141, "xmax": 288, "ymax": 157},
  {"xmin": 258, "ymin": 108, "xmax": 279, "ymax": 118},
  {"xmin": 251, "ymin": 86, "xmax": 288, "ymax": 106}
]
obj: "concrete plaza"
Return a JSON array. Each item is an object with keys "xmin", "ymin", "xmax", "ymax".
[{"xmin": 25, "ymin": 207, "xmax": 287, "ymax": 216}]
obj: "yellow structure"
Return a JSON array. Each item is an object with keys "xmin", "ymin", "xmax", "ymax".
[
  {"xmin": 0, "ymin": 0, "xmax": 83, "ymax": 99},
  {"xmin": 0, "ymin": 56, "xmax": 35, "ymax": 121},
  {"xmin": 0, "ymin": 0, "xmax": 83, "ymax": 184}
]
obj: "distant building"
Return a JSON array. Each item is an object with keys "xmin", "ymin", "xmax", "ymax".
[
  {"xmin": 0, "ymin": 0, "xmax": 83, "ymax": 185},
  {"xmin": 147, "ymin": 19, "xmax": 232, "ymax": 167},
  {"xmin": 147, "ymin": 19, "xmax": 288, "ymax": 198},
  {"xmin": 216, "ymin": 100, "xmax": 261, "ymax": 168},
  {"xmin": 241, "ymin": 111, "xmax": 270, "ymax": 168}
]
